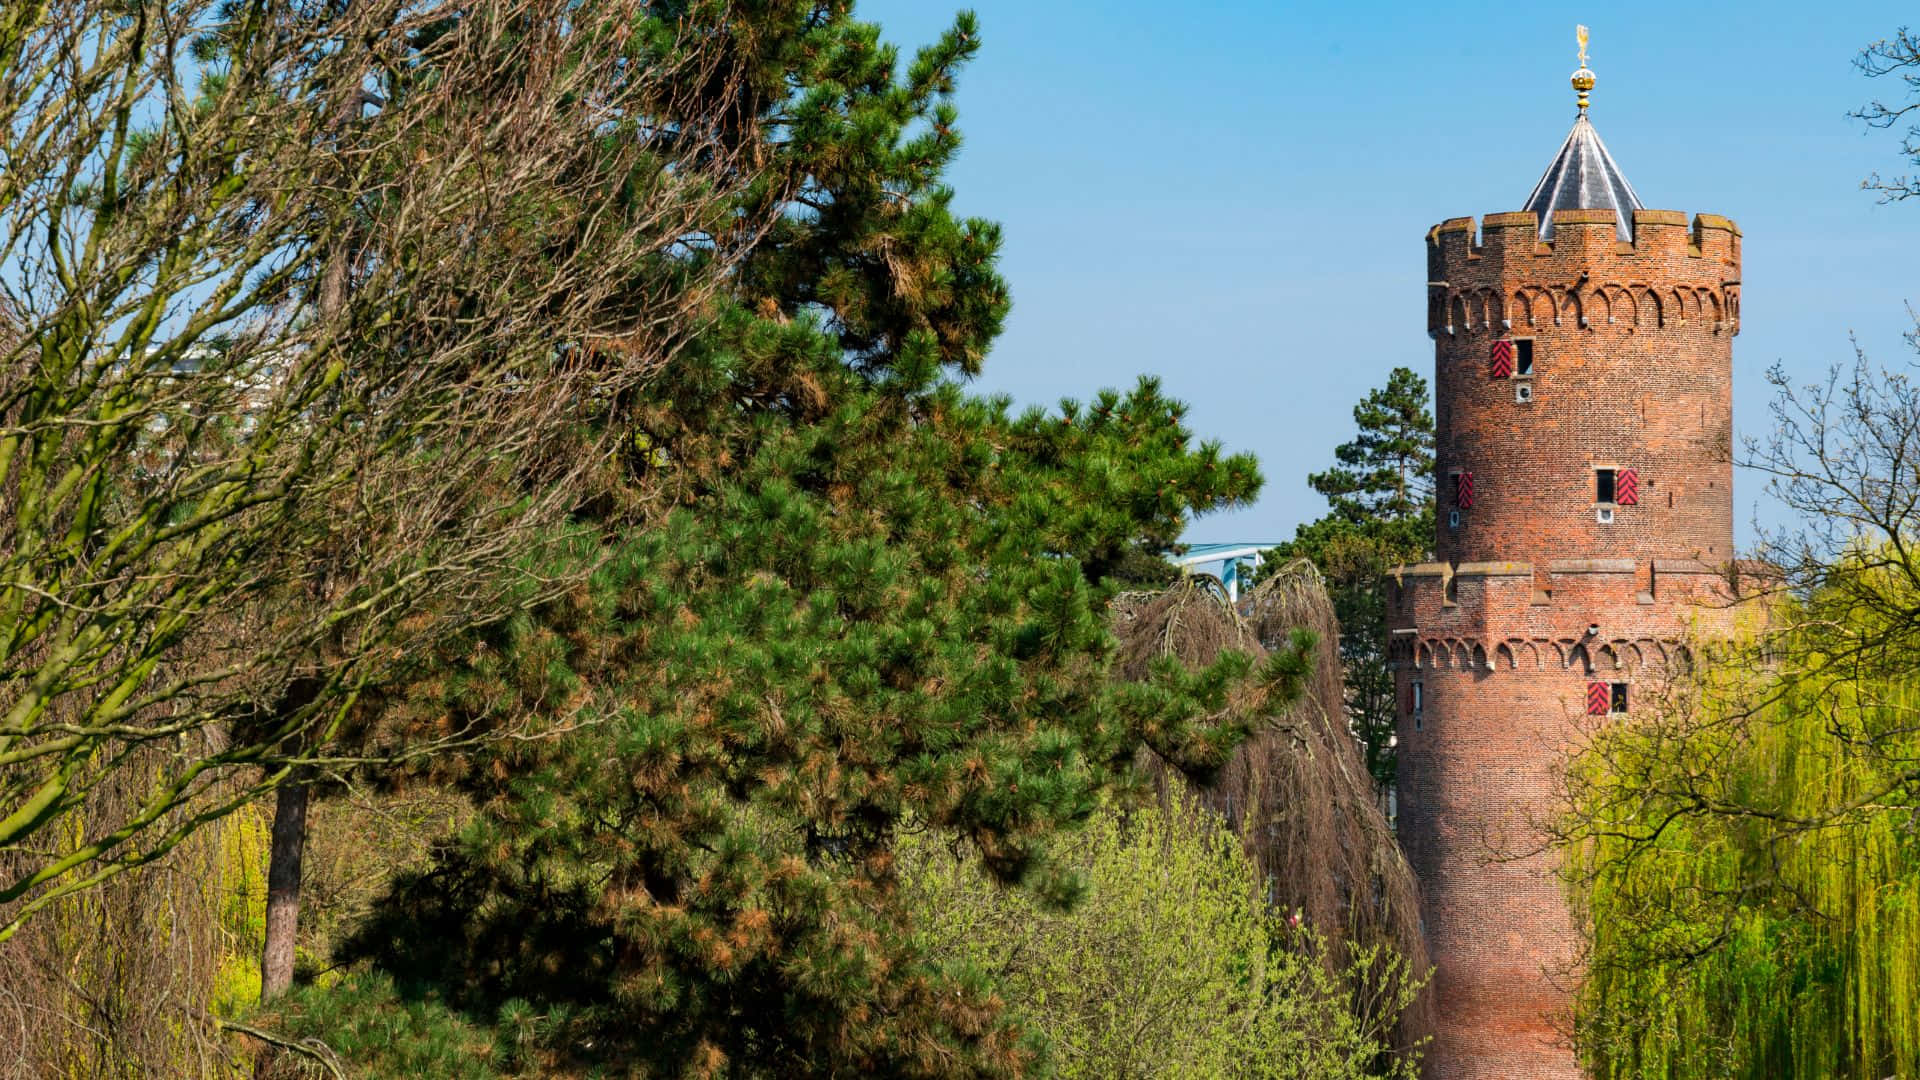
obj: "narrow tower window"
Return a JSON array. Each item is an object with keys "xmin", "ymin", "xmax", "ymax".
[
  {"xmin": 1595, "ymin": 468, "xmax": 1616, "ymax": 504},
  {"xmin": 1610, "ymin": 682, "xmax": 1629, "ymax": 713},
  {"xmin": 1515, "ymin": 339, "xmax": 1535, "ymax": 375}
]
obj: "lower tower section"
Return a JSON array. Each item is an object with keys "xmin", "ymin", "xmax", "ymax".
[{"xmin": 1391, "ymin": 559, "xmax": 1734, "ymax": 1079}]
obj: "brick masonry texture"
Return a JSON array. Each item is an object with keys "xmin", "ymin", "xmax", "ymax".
[{"xmin": 1393, "ymin": 208, "xmax": 1742, "ymax": 1079}]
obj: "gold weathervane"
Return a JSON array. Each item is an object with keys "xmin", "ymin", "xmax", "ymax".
[{"xmin": 1572, "ymin": 24, "xmax": 1596, "ymax": 112}]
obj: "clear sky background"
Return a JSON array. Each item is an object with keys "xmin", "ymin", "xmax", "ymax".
[{"xmin": 859, "ymin": 0, "xmax": 1920, "ymax": 550}]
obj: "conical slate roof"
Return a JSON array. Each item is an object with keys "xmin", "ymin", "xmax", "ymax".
[{"xmin": 1522, "ymin": 112, "xmax": 1643, "ymax": 242}]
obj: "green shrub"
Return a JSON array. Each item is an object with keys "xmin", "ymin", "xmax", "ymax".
[{"xmin": 898, "ymin": 799, "xmax": 1422, "ymax": 1080}]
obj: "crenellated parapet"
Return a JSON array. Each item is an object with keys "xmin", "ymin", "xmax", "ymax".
[
  {"xmin": 1427, "ymin": 209, "xmax": 1740, "ymax": 339},
  {"xmin": 1427, "ymin": 208, "xmax": 1740, "ymax": 266},
  {"xmin": 1385, "ymin": 557, "xmax": 1740, "ymax": 676}
]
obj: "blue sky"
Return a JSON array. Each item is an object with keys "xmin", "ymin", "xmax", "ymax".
[{"xmin": 859, "ymin": 0, "xmax": 1920, "ymax": 549}]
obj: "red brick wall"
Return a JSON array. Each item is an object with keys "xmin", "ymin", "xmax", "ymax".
[{"xmin": 1394, "ymin": 208, "xmax": 1742, "ymax": 1080}]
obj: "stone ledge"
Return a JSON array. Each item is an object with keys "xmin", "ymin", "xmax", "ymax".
[
  {"xmin": 1652, "ymin": 558, "xmax": 1723, "ymax": 575},
  {"xmin": 1451, "ymin": 557, "xmax": 1528, "ymax": 576},
  {"xmin": 1547, "ymin": 558, "xmax": 1636, "ymax": 574},
  {"xmin": 1391, "ymin": 559, "xmax": 1731, "ymax": 581},
  {"xmin": 1693, "ymin": 213, "xmax": 1741, "ymax": 235},
  {"xmin": 1553, "ymin": 208, "xmax": 1619, "ymax": 226}
]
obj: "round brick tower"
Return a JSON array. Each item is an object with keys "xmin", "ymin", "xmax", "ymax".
[{"xmin": 1390, "ymin": 54, "xmax": 1742, "ymax": 1080}]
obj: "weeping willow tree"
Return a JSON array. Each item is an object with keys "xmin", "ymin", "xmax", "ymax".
[
  {"xmin": 1566, "ymin": 357, "xmax": 1920, "ymax": 1080},
  {"xmin": 1568, "ymin": 647, "xmax": 1920, "ymax": 1079},
  {"xmin": 1111, "ymin": 564, "xmax": 1431, "ymax": 1062}
]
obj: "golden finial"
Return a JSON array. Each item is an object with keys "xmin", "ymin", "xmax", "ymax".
[{"xmin": 1571, "ymin": 24, "xmax": 1596, "ymax": 112}]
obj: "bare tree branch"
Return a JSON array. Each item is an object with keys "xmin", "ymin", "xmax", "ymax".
[{"xmin": 0, "ymin": 0, "xmax": 779, "ymax": 940}]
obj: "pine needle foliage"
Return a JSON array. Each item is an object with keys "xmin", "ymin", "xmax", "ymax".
[
  {"xmin": 277, "ymin": 5, "xmax": 1292, "ymax": 1077},
  {"xmin": 256, "ymin": 973, "xmax": 501, "ymax": 1080}
]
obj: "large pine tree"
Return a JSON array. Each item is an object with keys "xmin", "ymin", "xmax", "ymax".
[{"xmin": 305, "ymin": 6, "xmax": 1303, "ymax": 1077}]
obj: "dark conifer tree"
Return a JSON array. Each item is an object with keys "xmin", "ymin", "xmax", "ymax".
[
  {"xmin": 318, "ymin": 6, "xmax": 1303, "ymax": 1077},
  {"xmin": 1306, "ymin": 367, "xmax": 1437, "ymax": 528}
]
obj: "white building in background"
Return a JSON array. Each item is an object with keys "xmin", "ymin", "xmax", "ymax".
[{"xmin": 1169, "ymin": 543, "xmax": 1270, "ymax": 603}]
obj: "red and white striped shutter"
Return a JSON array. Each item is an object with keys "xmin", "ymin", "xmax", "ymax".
[
  {"xmin": 1616, "ymin": 468, "xmax": 1640, "ymax": 505},
  {"xmin": 1454, "ymin": 472, "xmax": 1475, "ymax": 508},
  {"xmin": 1587, "ymin": 682, "xmax": 1611, "ymax": 716},
  {"xmin": 1489, "ymin": 340, "xmax": 1515, "ymax": 378}
]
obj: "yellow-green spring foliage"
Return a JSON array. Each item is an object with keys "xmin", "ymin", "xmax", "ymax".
[
  {"xmin": 1570, "ymin": 639, "xmax": 1920, "ymax": 1079},
  {"xmin": 213, "ymin": 804, "xmax": 271, "ymax": 1014},
  {"xmin": 898, "ymin": 799, "xmax": 1422, "ymax": 1080},
  {"xmin": 0, "ymin": 790, "xmax": 260, "ymax": 1079}
]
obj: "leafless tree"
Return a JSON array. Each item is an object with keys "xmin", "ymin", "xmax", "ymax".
[
  {"xmin": 1748, "ymin": 350, "xmax": 1920, "ymax": 692},
  {"xmin": 0, "ymin": 0, "xmax": 774, "ymax": 948},
  {"xmin": 1854, "ymin": 27, "xmax": 1920, "ymax": 200}
]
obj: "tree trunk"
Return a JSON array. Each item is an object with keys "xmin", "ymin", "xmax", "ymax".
[
  {"xmin": 259, "ymin": 235, "xmax": 350, "ymax": 1006},
  {"xmin": 259, "ymin": 767, "xmax": 312, "ymax": 1002}
]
